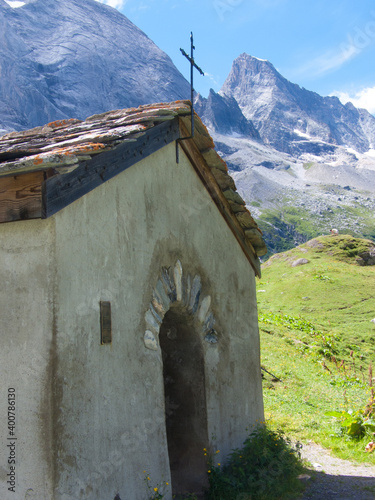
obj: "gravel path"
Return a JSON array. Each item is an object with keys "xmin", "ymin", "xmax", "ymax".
[{"xmin": 297, "ymin": 441, "xmax": 375, "ymax": 500}]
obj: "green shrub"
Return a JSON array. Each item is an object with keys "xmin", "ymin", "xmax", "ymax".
[
  {"xmin": 206, "ymin": 426, "xmax": 304, "ymax": 500},
  {"xmin": 325, "ymin": 408, "xmax": 375, "ymax": 439}
]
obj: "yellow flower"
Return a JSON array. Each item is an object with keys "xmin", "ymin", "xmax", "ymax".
[
  {"xmin": 216, "ymin": 450, "xmax": 220, "ymax": 454},
  {"xmin": 208, "ymin": 470, "xmax": 211, "ymax": 473},
  {"xmin": 154, "ymin": 487, "xmax": 158, "ymax": 492},
  {"xmin": 218, "ymin": 463, "xmax": 221, "ymax": 466},
  {"xmin": 165, "ymin": 482, "xmax": 169, "ymax": 486},
  {"xmin": 147, "ymin": 477, "xmax": 150, "ymax": 481}
]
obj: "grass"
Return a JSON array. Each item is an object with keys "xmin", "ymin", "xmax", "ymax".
[
  {"xmin": 257, "ymin": 206, "xmax": 320, "ymax": 255},
  {"xmin": 257, "ymin": 235, "xmax": 375, "ymax": 463},
  {"xmin": 256, "ymin": 200, "xmax": 375, "ymax": 257}
]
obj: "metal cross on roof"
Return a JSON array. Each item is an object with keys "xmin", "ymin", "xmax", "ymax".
[
  {"xmin": 180, "ymin": 32, "xmax": 204, "ymax": 138},
  {"xmin": 176, "ymin": 32, "xmax": 205, "ymax": 163}
]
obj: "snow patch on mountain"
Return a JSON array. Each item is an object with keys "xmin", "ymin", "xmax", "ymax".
[{"xmin": 4, "ymin": 1, "xmax": 25, "ymax": 7}]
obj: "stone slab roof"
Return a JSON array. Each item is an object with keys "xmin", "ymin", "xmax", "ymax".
[{"xmin": 0, "ymin": 101, "xmax": 267, "ymax": 273}]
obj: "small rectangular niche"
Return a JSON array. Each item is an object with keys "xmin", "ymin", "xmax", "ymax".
[{"xmin": 100, "ymin": 301, "xmax": 112, "ymax": 345}]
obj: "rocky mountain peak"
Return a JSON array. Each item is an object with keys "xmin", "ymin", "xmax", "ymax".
[
  {"xmin": 221, "ymin": 53, "xmax": 277, "ymax": 89},
  {"xmin": 0, "ymin": 0, "xmax": 190, "ymax": 132},
  {"xmin": 219, "ymin": 52, "xmax": 375, "ymax": 155}
]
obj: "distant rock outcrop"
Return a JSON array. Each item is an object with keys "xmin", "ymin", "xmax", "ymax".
[
  {"xmin": 356, "ymin": 247, "xmax": 375, "ymax": 266},
  {"xmin": 195, "ymin": 89, "xmax": 261, "ymax": 140}
]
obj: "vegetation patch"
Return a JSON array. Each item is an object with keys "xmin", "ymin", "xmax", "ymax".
[
  {"xmin": 258, "ymin": 236, "xmax": 375, "ymax": 463},
  {"xmin": 206, "ymin": 426, "xmax": 305, "ymax": 500},
  {"xmin": 256, "ymin": 201, "xmax": 375, "ymax": 258},
  {"xmin": 303, "ymin": 162, "xmax": 314, "ymax": 170},
  {"xmin": 313, "ymin": 234, "xmax": 375, "ymax": 265},
  {"xmin": 257, "ymin": 206, "xmax": 320, "ymax": 255}
]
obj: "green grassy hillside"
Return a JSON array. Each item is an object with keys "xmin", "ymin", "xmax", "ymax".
[
  {"xmin": 256, "ymin": 204, "xmax": 375, "ymax": 257},
  {"xmin": 257, "ymin": 235, "xmax": 375, "ymax": 463}
]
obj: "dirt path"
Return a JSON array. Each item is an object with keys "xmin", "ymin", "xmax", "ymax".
[{"xmin": 297, "ymin": 441, "xmax": 375, "ymax": 499}]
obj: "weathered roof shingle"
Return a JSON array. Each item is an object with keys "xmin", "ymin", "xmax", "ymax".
[{"xmin": 0, "ymin": 101, "xmax": 267, "ymax": 272}]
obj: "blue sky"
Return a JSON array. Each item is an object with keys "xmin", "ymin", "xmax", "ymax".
[{"xmin": 102, "ymin": 1, "xmax": 375, "ymax": 114}]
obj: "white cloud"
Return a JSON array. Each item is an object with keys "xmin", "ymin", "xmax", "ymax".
[
  {"xmin": 95, "ymin": 0, "xmax": 127, "ymax": 9},
  {"xmin": 295, "ymin": 44, "xmax": 359, "ymax": 79},
  {"xmin": 204, "ymin": 72, "xmax": 220, "ymax": 90},
  {"xmin": 332, "ymin": 87, "xmax": 375, "ymax": 114}
]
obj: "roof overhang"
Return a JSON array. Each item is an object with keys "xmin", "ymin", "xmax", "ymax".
[{"xmin": 0, "ymin": 102, "xmax": 266, "ymax": 276}]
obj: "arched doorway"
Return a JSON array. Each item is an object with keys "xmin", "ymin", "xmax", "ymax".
[{"xmin": 159, "ymin": 304, "xmax": 209, "ymax": 497}]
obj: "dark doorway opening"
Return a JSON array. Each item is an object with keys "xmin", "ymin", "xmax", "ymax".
[{"xmin": 159, "ymin": 304, "xmax": 209, "ymax": 497}]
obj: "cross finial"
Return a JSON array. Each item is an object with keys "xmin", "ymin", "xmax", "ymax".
[
  {"xmin": 176, "ymin": 33, "xmax": 205, "ymax": 163},
  {"xmin": 180, "ymin": 32, "xmax": 204, "ymax": 137},
  {"xmin": 180, "ymin": 32, "xmax": 204, "ymax": 106}
]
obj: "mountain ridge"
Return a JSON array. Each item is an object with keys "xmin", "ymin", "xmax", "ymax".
[
  {"xmin": 214, "ymin": 53, "xmax": 375, "ymax": 155},
  {"xmin": 0, "ymin": 2, "xmax": 374, "ymax": 254},
  {"xmin": 196, "ymin": 53, "xmax": 375, "ymax": 254},
  {"xmin": 0, "ymin": 0, "xmax": 190, "ymax": 132}
]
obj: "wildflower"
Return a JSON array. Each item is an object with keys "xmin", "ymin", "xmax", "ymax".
[
  {"xmin": 216, "ymin": 450, "xmax": 220, "ymax": 454},
  {"xmin": 165, "ymin": 482, "xmax": 169, "ymax": 486},
  {"xmin": 217, "ymin": 463, "xmax": 221, "ymax": 466},
  {"xmin": 154, "ymin": 487, "xmax": 158, "ymax": 492},
  {"xmin": 208, "ymin": 470, "xmax": 211, "ymax": 473}
]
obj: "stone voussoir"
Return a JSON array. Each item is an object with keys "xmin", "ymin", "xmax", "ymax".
[
  {"xmin": 188, "ymin": 275, "xmax": 202, "ymax": 313},
  {"xmin": 144, "ymin": 330, "xmax": 158, "ymax": 351},
  {"xmin": 197, "ymin": 295, "xmax": 211, "ymax": 324},
  {"xmin": 182, "ymin": 273, "xmax": 191, "ymax": 308},
  {"xmin": 145, "ymin": 309, "xmax": 161, "ymax": 334},
  {"xmin": 173, "ymin": 260, "xmax": 183, "ymax": 302},
  {"xmin": 203, "ymin": 312, "xmax": 215, "ymax": 333},
  {"xmin": 161, "ymin": 267, "xmax": 177, "ymax": 302},
  {"xmin": 154, "ymin": 279, "xmax": 171, "ymax": 310}
]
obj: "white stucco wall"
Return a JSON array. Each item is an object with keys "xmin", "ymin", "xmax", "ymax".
[
  {"xmin": 0, "ymin": 219, "xmax": 56, "ymax": 500},
  {"xmin": 0, "ymin": 141, "xmax": 263, "ymax": 500},
  {"xmin": 52, "ymin": 142, "xmax": 263, "ymax": 500}
]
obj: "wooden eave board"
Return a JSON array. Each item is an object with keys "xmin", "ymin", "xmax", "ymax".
[{"xmin": 0, "ymin": 170, "xmax": 44, "ymax": 223}]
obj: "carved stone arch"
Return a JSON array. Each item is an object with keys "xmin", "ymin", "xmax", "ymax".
[
  {"xmin": 144, "ymin": 260, "xmax": 215, "ymax": 495},
  {"xmin": 143, "ymin": 260, "xmax": 218, "ymax": 350}
]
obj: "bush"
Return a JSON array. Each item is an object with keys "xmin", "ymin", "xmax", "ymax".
[{"xmin": 206, "ymin": 426, "xmax": 305, "ymax": 500}]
